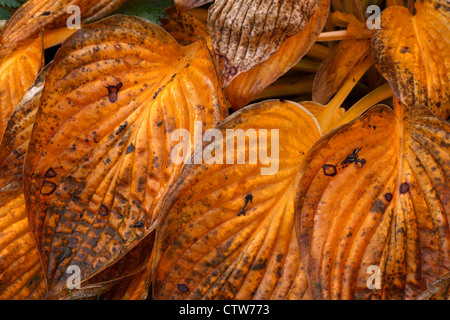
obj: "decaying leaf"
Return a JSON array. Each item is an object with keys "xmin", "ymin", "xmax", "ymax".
[
  {"xmin": 0, "ymin": 0, "xmax": 130, "ymax": 44},
  {"xmin": 371, "ymin": 0, "xmax": 450, "ymax": 119},
  {"xmin": 296, "ymin": 99, "xmax": 449, "ymax": 300},
  {"xmin": 0, "ymin": 189, "xmax": 46, "ymax": 300},
  {"xmin": 208, "ymin": 0, "xmax": 323, "ymax": 86},
  {"xmin": 0, "ymin": 34, "xmax": 43, "ymax": 142},
  {"xmin": 153, "ymin": 100, "xmax": 321, "ymax": 300},
  {"xmin": 160, "ymin": 6, "xmax": 209, "ymax": 46},
  {"xmin": 313, "ymin": 39, "xmax": 370, "ymax": 105},
  {"xmin": 416, "ymin": 272, "xmax": 450, "ymax": 300},
  {"xmin": 23, "ymin": 15, "xmax": 228, "ymax": 298},
  {"xmin": 0, "ymin": 63, "xmax": 50, "ymax": 192},
  {"xmin": 174, "ymin": 0, "xmax": 214, "ymax": 13},
  {"xmin": 224, "ymin": 0, "xmax": 330, "ymax": 110}
]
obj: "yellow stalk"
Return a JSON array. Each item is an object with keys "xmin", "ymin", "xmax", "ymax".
[
  {"xmin": 317, "ymin": 29, "xmax": 372, "ymax": 42},
  {"xmin": 331, "ymin": 83, "xmax": 394, "ymax": 130},
  {"xmin": 43, "ymin": 27, "xmax": 78, "ymax": 50}
]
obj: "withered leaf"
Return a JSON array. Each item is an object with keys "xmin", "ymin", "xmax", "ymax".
[
  {"xmin": 296, "ymin": 100, "xmax": 449, "ymax": 300},
  {"xmin": 0, "ymin": 190, "xmax": 46, "ymax": 300},
  {"xmin": 0, "ymin": 63, "xmax": 50, "ymax": 191},
  {"xmin": 0, "ymin": 0, "xmax": 129, "ymax": 44},
  {"xmin": 371, "ymin": 0, "xmax": 450, "ymax": 119},
  {"xmin": 224, "ymin": 0, "xmax": 330, "ymax": 110},
  {"xmin": 153, "ymin": 100, "xmax": 321, "ymax": 300},
  {"xmin": 208, "ymin": 0, "xmax": 323, "ymax": 86},
  {"xmin": 0, "ymin": 35, "xmax": 43, "ymax": 143},
  {"xmin": 23, "ymin": 15, "xmax": 228, "ymax": 298}
]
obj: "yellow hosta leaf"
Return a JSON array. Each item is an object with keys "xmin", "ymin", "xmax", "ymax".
[
  {"xmin": 371, "ymin": 0, "xmax": 450, "ymax": 119},
  {"xmin": 23, "ymin": 15, "xmax": 228, "ymax": 298},
  {"xmin": 296, "ymin": 100, "xmax": 449, "ymax": 300},
  {"xmin": 0, "ymin": 190, "xmax": 46, "ymax": 300},
  {"xmin": 0, "ymin": 64, "xmax": 50, "ymax": 191},
  {"xmin": 153, "ymin": 100, "xmax": 321, "ymax": 300},
  {"xmin": 0, "ymin": 35, "xmax": 43, "ymax": 142},
  {"xmin": 0, "ymin": 0, "xmax": 129, "ymax": 44}
]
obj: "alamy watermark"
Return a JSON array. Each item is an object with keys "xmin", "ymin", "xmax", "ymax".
[
  {"xmin": 171, "ymin": 121, "xmax": 279, "ymax": 176},
  {"xmin": 366, "ymin": 5, "xmax": 381, "ymax": 30}
]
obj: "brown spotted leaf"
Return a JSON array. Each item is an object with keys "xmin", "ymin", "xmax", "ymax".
[
  {"xmin": 175, "ymin": 0, "xmax": 214, "ymax": 12},
  {"xmin": 0, "ymin": 189, "xmax": 46, "ymax": 300},
  {"xmin": 208, "ymin": 0, "xmax": 323, "ymax": 86},
  {"xmin": 160, "ymin": 6, "xmax": 209, "ymax": 46},
  {"xmin": 416, "ymin": 272, "xmax": 450, "ymax": 300},
  {"xmin": 0, "ymin": 35, "xmax": 43, "ymax": 143},
  {"xmin": 23, "ymin": 15, "xmax": 228, "ymax": 298},
  {"xmin": 153, "ymin": 100, "xmax": 321, "ymax": 300},
  {"xmin": 224, "ymin": 0, "xmax": 330, "ymax": 110},
  {"xmin": 371, "ymin": 0, "xmax": 450, "ymax": 119},
  {"xmin": 313, "ymin": 39, "xmax": 370, "ymax": 105},
  {"xmin": 296, "ymin": 100, "xmax": 450, "ymax": 300},
  {"xmin": 0, "ymin": 63, "xmax": 50, "ymax": 192},
  {"xmin": 0, "ymin": 0, "xmax": 129, "ymax": 44}
]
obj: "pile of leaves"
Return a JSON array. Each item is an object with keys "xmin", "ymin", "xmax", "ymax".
[{"xmin": 0, "ymin": 0, "xmax": 448, "ymax": 300}]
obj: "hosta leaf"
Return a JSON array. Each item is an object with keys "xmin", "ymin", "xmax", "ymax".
[
  {"xmin": 296, "ymin": 100, "xmax": 449, "ymax": 300},
  {"xmin": 160, "ymin": 6, "xmax": 209, "ymax": 46},
  {"xmin": 371, "ymin": 0, "xmax": 450, "ymax": 119},
  {"xmin": 0, "ymin": 35, "xmax": 43, "ymax": 142},
  {"xmin": 0, "ymin": 189, "xmax": 46, "ymax": 300},
  {"xmin": 416, "ymin": 272, "xmax": 450, "ymax": 300},
  {"xmin": 313, "ymin": 39, "xmax": 370, "ymax": 105},
  {"xmin": 174, "ymin": 0, "xmax": 214, "ymax": 12},
  {"xmin": 208, "ymin": 0, "xmax": 323, "ymax": 86},
  {"xmin": 0, "ymin": 63, "xmax": 50, "ymax": 192},
  {"xmin": 224, "ymin": 0, "xmax": 330, "ymax": 110},
  {"xmin": 23, "ymin": 15, "xmax": 228, "ymax": 298},
  {"xmin": 153, "ymin": 100, "xmax": 321, "ymax": 300},
  {"xmin": 0, "ymin": 0, "xmax": 129, "ymax": 44}
]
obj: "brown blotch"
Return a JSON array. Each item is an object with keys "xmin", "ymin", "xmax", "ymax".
[
  {"xmin": 99, "ymin": 204, "xmax": 109, "ymax": 216},
  {"xmin": 40, "ymin": 181, "xmax": 57, "ymax": 195},
  {"xmin": 45, "ymin": 167, "xmax": 57, "ymax": 178},
  {"xmin": 126, "ymin": 143, "xmax": 135, "ymax": 154},
  {"xmin": 177, "ymin": 284, "xmax": 189, "ymax": 293},
  {"xmin": 133, "ymin": 221, "xmax": 145, "ymax": 228},
  {"xmin": 107, "ymin": 82, "xmax": 123, "ymax": 103},
  {"xmin": 400, "ymin": 182, "xmax": 410, "ymax": 194},
  {"xmin": 384, "ymin": 193, "xmax": 393, "ymax": 202},
  {"xmin": 322, "ymin": 164, "xmax": 337, "ymax": 177}
]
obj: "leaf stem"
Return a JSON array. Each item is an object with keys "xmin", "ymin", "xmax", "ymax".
[
  {"xmin": 317, "ymin": 29, "xmax": 372, "ymax": 42},
  {"xmin": 332, "ymin": 83, "xmax": 393, "ymax": 129}
]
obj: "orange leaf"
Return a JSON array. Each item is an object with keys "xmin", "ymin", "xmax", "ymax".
[
  {"xmin": 0, "ymin": 189, "xmax": 46, "ymax": 300},
  {"xmin": 208, "ymin": 0, "xmax": 324, "ymax": 86},
  {"xmin": 153, "ymin": 100, "xmax": 321, "ymax": 299},
  {"xmin": 224, "ymin": 0, "xmax": 330, "ymax": 110},
  {"xmin": 296, "ymin": 100, "xmax": 450, "ymax": 300},
  {"xmin": 371, "ymin": 0, "xmax": 450, "ymax": 119},
  {"xmin": 174, "ymin": 0, "xmax": 214, "ymax": 12},
  {"xmin": 0, "ymin": 35, "xmax": 43, "ymax": 142},
  {"xmin": 0, "ymin": 0, "xmax": 129, "ymax": 44},
  {"xmin": 23, "ymin": 15, "xmax": 228, "ymax": 298},
  {"xmin": 160, "ymin": 6, "xmax": 209, "ymax": 46},
  {"xmin": 312, "ymin": 39, "xmax": 370, "ymax": 105},
  {"xmin": 0, "ymin": 64, "xmax": 50, "ymax": 191}
]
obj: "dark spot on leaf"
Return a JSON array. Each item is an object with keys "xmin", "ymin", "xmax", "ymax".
[
  {"xmin": 40, "ymin": 181, "xmax": 57, "ymax": 195},
  {"xmin": 45, "ymin": 168, "xmax": 57, "ymax": 178},
  {"xmin": 384, "ymin": 193, "xmax": 393, "ymax": 202},
  {"xmin": 322, "ymin": 164, "xmax": 337, "ymax": 176},
  {"xmin": 126, "ymin": 143, "xmax": 135, "ymax": 154},
  {"xmin": 116, "ymin": 121, "xmax": 128, "ymax": 135},
  {"xmin": 400, "ymin": 182, "xmax": 410, "ymax": 194},
  {"xmin": 177, "ymin": 284, "xmax": 189, "ymax": 293},
  {"xmin": 99, "ymin": 204, "xmax": 109, "ymax": 216},
  {"xmin": 58, "ymin": 247, "xmax": 72, "ymax": 264},
  {"xmin": 133, "ymin": 221, "xmax": 145, "ymax": 228},
  {"xmin": 107, "ymin": 82, "xmax": 122, "ymax": 103}
]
